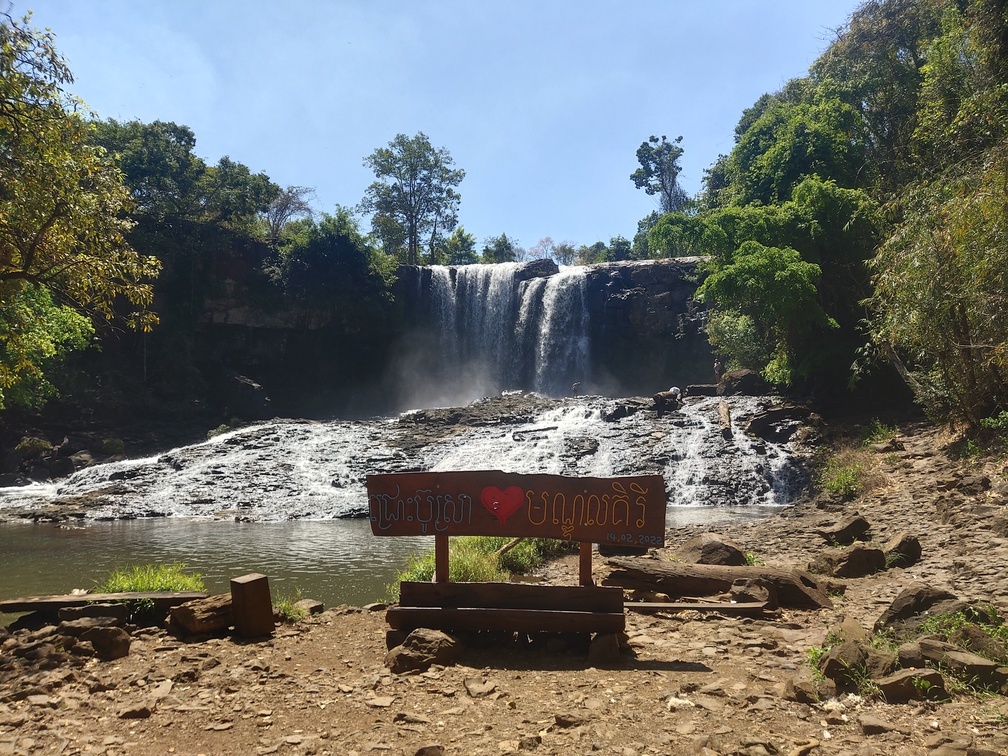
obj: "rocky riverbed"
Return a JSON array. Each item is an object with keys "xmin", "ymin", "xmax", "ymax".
[{"xmin": 2, "ymin": 415, "xmax": 1008, "ymax": 755}]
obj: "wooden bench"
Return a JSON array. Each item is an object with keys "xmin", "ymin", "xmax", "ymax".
[{"xmin": 367, "ymin": 470, "xmax": 666, "ymax": 637}]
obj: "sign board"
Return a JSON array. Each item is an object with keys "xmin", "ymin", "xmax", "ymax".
[{"xmin": 367, "ymin": 470, "xmax": 666, "ymax": 547}]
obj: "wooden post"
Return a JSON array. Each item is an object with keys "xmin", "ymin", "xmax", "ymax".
[
  {"xmin": 435, "ymin": 535, "xmax": 450, "ymax": 583},
  {"xmin": 579, "ymin": 542, "xmax": 594, "ymax": 586},
  {"xmin": 230, "ymin": 573, "xmax": 274, "ymax": 638}
]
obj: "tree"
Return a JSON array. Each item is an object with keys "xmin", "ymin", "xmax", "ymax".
[
  {"xmin": 360, "ymin": 132, "xmax": 464, "ymax": 265},
  {"xmin": 481, "ymin": 233, "xmax": 520, "ymax": 264},
  {"xmin": 263, "ymin": 185, "xmax": 315, "ymax": 245},
  {"xmin": 435, "ymin": 225, "xmax": 478, "ymax": 265},
  {"xmin": 0, "ymin": 12, "xmax": 160, "ymax": 408},
  {"xmin": 630, "ymin": 135, "xmax": 690, "ymax": 213}
]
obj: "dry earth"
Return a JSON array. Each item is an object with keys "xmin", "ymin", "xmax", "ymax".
[{"xmin": 2, "ymin": 420, "xmax": 1008, "ymax": 756}]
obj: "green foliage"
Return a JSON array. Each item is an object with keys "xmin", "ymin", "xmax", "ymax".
[
  {"xmin": 481, "ymin": 233, "xmax": 521, "ymax": 264},
  {"xmin": 864, "ymin": 419, "xmax": 898, "ymax": 446},
  {"xmin": 435, "ymin": 225, "xmax": 478, "ymax": 265},
  {"xmin": 980, "ymin": 411, "xmax": 1008, "ymax": 431},
  {"xmin": 630, "ymin": 135, "xmax": 690, "ymax": 213},
  {"xmin": 697, "ymin": 241, "xmax": 836, "ymax": 385},
  {"xmin": 388, "ymin": 537, "xmax": 577, "ymax": 600},
  {"xmin": 100, "ymin": 438, "xmax": 124, "ymax": 456},
  {"xmin": 819, "ymin": 450, "xmax": 870, "ymax": 498},
  {"xmin": 273, "ymin": 587, "xmax": 308, "ymax": 624},
  {"xmin": 0, "ymin": 284, "xmax": 93, "ymax": 409},
  {"xmin": 360, "ymin": 132, "xmax": 464, "ymax": 265},
  {"xmin": 0, "ymin": 13, "xmax": 160, "ymax": 410},
  {"xmin": 97, "ymin": 563, "xmax": 205, "ymax": 593},
  {"xmin": 14, "ymin": 435, "xmax": 52, "ymax": 457}
]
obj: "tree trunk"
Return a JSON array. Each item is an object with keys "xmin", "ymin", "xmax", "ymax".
[{"xmin": 602, "ymin": 557, "xmax": 833, "ymax": 609}]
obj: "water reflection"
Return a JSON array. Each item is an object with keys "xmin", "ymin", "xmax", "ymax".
[
  {"xmin": 0, "ymin": 504, "xmax": 780, "ymax": 615},
  {"xmin": 0, "ymin": 518, "xmax": 429, "ymax": 611}
]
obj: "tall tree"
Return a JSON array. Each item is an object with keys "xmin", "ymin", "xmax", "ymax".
[
  {"xmin": 481, "ymin": 233, "xmax": 520, "ymax": 263},
  {"xmin": 263, "ymin": 185, "xmax": 316, "ymax": 245},
  {"xmin": 0, "ymin": 12, "xmax": 160, "ymax": 408},
  {"xmin": 630, "ymin": 135, "xmax": 690, "ymax": 213},
  {"xmin": 360, "ymin": 133, "xmax": 464, "ymax": 265}
]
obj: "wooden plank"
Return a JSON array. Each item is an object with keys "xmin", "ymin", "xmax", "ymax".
[
  {"xmin": 0, "ymin": 591, "xmax": 209, "ymax": 614},
  {"xmin": 386, "ymin": 606, "xmax": 625, "ymax": 634},
  {"xmin": 434, "ymin": 534, "xmax": 449, "ymax": 583},
  {"xmin": 398, "ymin": 581, "xmax": 623, "ymax": 613},
  {"xmin": 626, "ymin": 601, "xmax": 768, "ymax": 617},
  {"xmin": 230, "ymin": 573, "xmax": 274, "ymax": 638},
  {"xmin": 579, "ymin": 542, "xmax": 593, "ymax": 586},
  {"xmin": 367, "ymin": 470, "xmax": 666, "ymax": 545}
]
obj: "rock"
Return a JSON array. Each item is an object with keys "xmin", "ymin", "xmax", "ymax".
[
  {"xmin": 730, "ymin": 578, "xmax": 778, "ymax": 609},
  {"xmin": 818, "ymin": 640, "xmax": 868, "ymax": 688},
  {"xmin": 744, "ymin": 404, "xmax": 812, "ymax": 443},
  {"xmin": 118, "ymin": 700, "xmax": 154, "ymax": 719},
  {"xmin": 385, "ymin": 628, "xmax": 458, "ymax": 674},
  {"xmin": 81, "ymin": 626, "xmax": 131, "ymax": 661},
  {"xmin": 873, "ymin": 584, "xmax": 963, "ymax": 635},
  {"xmin": 815, "ymin": 513, "xmax": 870, "ymax": 545},
  {"xmin": 554, "ymin": 711, "xmax": 592, "ymax": 728},
  {"xmin": 294, "ymin": 599, "xmax": 325, "ymax": 616},
  {"xmin": 170, "ymin": 594, "xmax": 233, "ymax": 635},
  {"xmin": 414, "ymin": 747, "xmax": 446, "ymax": 756},
  {"xmin": 718, "ymin": 369, "xmax": 770, "ymax": 396},
  {"xmin": 57, "ymin": 616, "xmax": 124, "ymax": 637},
  {"xmin": 858, "ymin": 713, "xmax": 909, "ymax": 735},
  {"xmin": 874, "ymin": 668, "xmax": 948, "ymax": 703},
  {"xmin": 58, "ymin": 604, "xmax": 129, "ymax": 623},
  {"xmin": 918, "ymin": 639, "xmax": 1008, "ymax": 688},
  {"xmin": 679, "ymin": 533, "xmax": 747, "ymax": 566},
  {"xmin": 882, "ymin": 532, "xmax": 922, "ymax": 568},
  {"xmin": 947, "ymin": 624, "xmax": 1008, "ymax": 663},
  {"xmin": 809, "ymin": 543, "xmax": 885, "ymax": 578},
  {"xmin": 463, "ymin": 677, "xmax": 497, "ymax": 697},
  {"xmin": 587, "ymin": 632, "xmax": 621, "ymax": 663}
]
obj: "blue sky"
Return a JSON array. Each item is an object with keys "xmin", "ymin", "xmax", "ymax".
[{"xmin": 25, "ymin": 0, "xmax": 861, "ymax": 251}]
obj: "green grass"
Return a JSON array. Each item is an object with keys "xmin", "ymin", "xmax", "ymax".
[
  {"xmin": 820, "ymin": 450, "xmax": 870, "ymax": 498},
  {"xmin": 274, "ymin": 587, "xmax": 308, "ymax": 624},
  {"xmin": 387, "ymin": 536, "xmax": 578, "ymax": 601},
  {"xmin": 97, "ymin": 563, "xmax": 205, "ymax": 593},
  {"xmin": 863, "ymin": 419, "xmax": 898, "ymax": 446}
]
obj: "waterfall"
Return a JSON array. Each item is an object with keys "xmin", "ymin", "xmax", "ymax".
[{"xmin": 426, "ymin": 263, "xmax": 590, "ymax": 397}]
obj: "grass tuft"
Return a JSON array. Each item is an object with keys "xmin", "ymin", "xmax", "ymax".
[{"xmin": 97, "ymin": 563, "xmax": 205, "ymax": 593}]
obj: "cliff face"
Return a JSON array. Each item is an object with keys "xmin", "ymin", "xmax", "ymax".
[
  {"xmin": 583, "ymin": 259, "xmax": 711, "ymax": 393},
  {"xmin": 394, "ymin": 259, "xmax": 711, "ymax": 398}
]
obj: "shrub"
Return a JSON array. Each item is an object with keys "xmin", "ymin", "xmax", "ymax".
[{"xmin": 274, "ymin": 588, "xmax": 308, "ymax": 624}]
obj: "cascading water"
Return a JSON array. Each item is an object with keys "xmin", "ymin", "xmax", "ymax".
[{"xmin": 425, "ymin": 263, "xmax": 590, "ymax": 398}]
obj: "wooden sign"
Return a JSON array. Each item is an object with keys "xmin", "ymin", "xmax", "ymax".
[{"xmin": 367, "ymin": 470, "xmax": 666, "ymax": 547}]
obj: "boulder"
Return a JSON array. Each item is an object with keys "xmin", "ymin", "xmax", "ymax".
[
  {"xmin": 679, "ymin": 533, "xmax": 747, "ymax": 566},
  {"xmin": 385, "ymin": 628, "xmax": 459, "ymax": 674},
  {"xmin": 809, "ymin": 544, "xmax": 886, "ymax": 578},
  {"xmin": 918, "ymin": 638, "xmax": 1008, "ymax": 689},
  {"xmin": 81, "ymin": 626, "xmax": 131, "ymax": 661},
  {"xmin": 818, "ymin": 639, "xmax": 869, "ymax": 689},
  {"xmin": 744, "ymin": 404, "xmax": 813, "ymax": 443},
  {"xmin": 718, "ymin": 369, "xmax": 770, "ymax": 396},
  {"xmin": 815, "ymin": 513, "xmax": 871, "ymax": 545},
  {"xmin": 883, "ymin": 532, "xmax": 922, "ymax": 568},
  {"xmin": 873, "ymin": 584, "xmax": 964, "ymax": 635},
  {"xmin": 170, "ymin": 594, "xmax": 233, "ymax": 636},
  {"xmin": 875, "ymin": 668, "xmax": 948, "ymax": 703},
  {"xmin": 947, "ymin": 624, "xmax": 1008, "ymax": 663}
]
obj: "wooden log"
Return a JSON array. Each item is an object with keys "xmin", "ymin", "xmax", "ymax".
[
  {"xmin": 0, "ymin": 591, "xmax": 208, "ymax": 615},
  {"xmin": 170, "ymin": 594, "xmax": 233, "ymax": 635},
  {"xmin": 386, "ymin": 606, "xmax": 625, "ymax": 634},
  {"xmin": 718, "ymin": 401, "xmax": 732, "ymax": 438},
  {"xmin": 230, "ymin": 573, "xmax": 274, "ymax": 638},
  {"xmin": 625, "ymin": 601, "xmax": 768, "ymax": 617},
  {"xmin": 602, "ymin": 557, "xmax": 832, "ymax": 609},
  {"xmin": 398, "ymin": 581, "xmax": 623, "ymax": 613}
]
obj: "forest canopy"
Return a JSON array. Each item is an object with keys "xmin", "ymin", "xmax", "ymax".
[{"xmin": 2, "ymin": 0, "xmax": 1007, "ymax": 426}]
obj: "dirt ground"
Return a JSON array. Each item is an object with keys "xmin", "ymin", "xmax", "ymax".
[{"xmin": 2, "ymin": 421, "xmax": 1008, "ymax": 756}]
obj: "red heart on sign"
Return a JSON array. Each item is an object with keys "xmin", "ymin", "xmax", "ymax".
[{"xmin": 481, "ymin": 486, "xmax": 525, "ymax": 526}]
